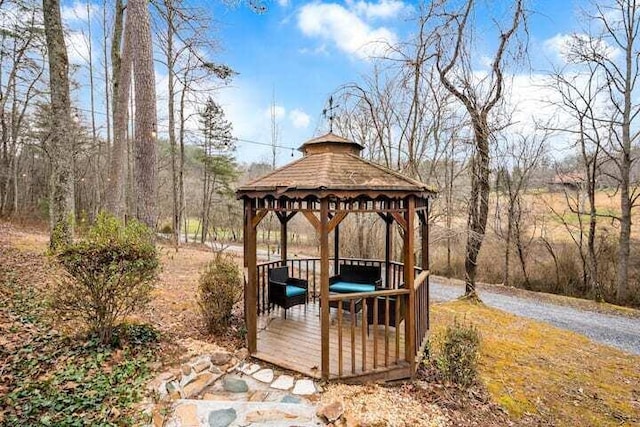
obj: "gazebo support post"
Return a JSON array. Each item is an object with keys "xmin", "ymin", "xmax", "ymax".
[
  {"xmin": 422, "ymin": 201, "xmax": 430, "ymax": 330},
  {"xmin": 384, "ymin": 213, "xmax": 393, "ymax": 288},
  {"xmin": 404, "ymin": 197, "xmax": 416, "ymax": 371},
  {"xmin": 334, "ymin": 222, "xmax": 340, "ymax": 275},
  {"xmin": 320, "ymin": 198, "xmax": 330, "ymax": 380},
  {"xmin": 277, "ymin": 212, "xmax": 288, "ymax": 267},
  {"xmin": 245, "ymin": 199, "xmax": 258, "ymax": 354}
]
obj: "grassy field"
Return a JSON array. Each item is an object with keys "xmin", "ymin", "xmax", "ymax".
[{"xmin": 431, "ymin": 300, "xmax": 640, "ymax": 426}]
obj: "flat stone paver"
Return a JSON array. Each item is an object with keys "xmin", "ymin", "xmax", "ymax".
[
  {"xmin": 252, "ymin": 368, "xmax": 274, "ymax": 383},
  {"xmin": 270, "ymin": 374, "xmax": 294, "ymax": 390},
  {"xmin": 154, "ymin": 355, "xmax": 322, "ymax": 426},
  {"xmin": 222, "ymin": 378, "xmax": 248, "ymax": 393},
  {"xmin": 281, "ymin": 395, "xmax": 301, "ymax": 404},
  {"xmin": 292, "ymin": 379, "xmax": 316, "ymax": 395},
  {"xmin": 238, "ymin": 363, "xmax": 261, "ymax": 375},
  {"xmin": 168, "ymin": 400, "xmax": 322, "ymax": 426},
  {"xmin": 208, "ymin": 408, "xmax": 237, "ymax": 427}
]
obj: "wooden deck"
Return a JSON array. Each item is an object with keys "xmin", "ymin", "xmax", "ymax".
[{"xmin": 254, "ymin": 301, "xmax": 410, "ymax": 382}]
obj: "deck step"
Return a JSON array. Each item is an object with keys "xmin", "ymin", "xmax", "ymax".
[{"xmin": 164, "ymin": 399, "xmax": 323, "ymax": 426}]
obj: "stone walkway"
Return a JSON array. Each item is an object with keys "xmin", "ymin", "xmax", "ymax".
[{"xmin": 147, "ymin": 350, "xmax": 326, "ymax": 426}]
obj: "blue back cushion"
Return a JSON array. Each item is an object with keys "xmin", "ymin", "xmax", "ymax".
[
  {"xmin": 285, "ymin": 285, "xmax": 307, "ymax": 297},
  {"xmin": 329, "ymin": 281, "xmax": 376, "ymax": 293}
]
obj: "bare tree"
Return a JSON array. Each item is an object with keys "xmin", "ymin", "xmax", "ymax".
[
  {"xmin": 569, "ymin": 0, "xmax": 640, "ymax": 303},
  {"xmin": 43, "ymin": 0, "xmax": 74, "ymax": 248},
  {"xmin": 0, "ymin": 1, "xmax": 45, "ymax": 217},
  {"xmin": 434, "ymin": 0, "xmax": 526, "ymax": 297},
  {"xmin": 153, "ymin": 0, "xmax": 234, "ymax": 244},
  {"xmin": 547, "ymin": 65, "xmax": 610, "ymax": 300},
  {"xmin": 493, "ymin": 131, "xmax": 546, "ymax": 288}
]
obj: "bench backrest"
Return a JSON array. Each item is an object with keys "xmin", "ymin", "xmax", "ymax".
[
  {"xmin": 339, "ymin": 264, "xmax": 381, "ymax": 284},
  {"xmin": 269, "ymin": 266, "xmax": 289, "ymax": 283}
]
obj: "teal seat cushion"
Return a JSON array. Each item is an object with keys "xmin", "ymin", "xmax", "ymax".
[
  {"xmin": 329, "ymin": 281, "xmax": 375, "ymax": 293},
  {"xmin": 285, "ymin": 285, "xmax": 307, "ymax": 297}
]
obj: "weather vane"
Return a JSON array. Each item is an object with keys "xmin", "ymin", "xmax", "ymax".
[{"xmin": 322, "ymin": 95, "xmax": 339, "ymax": 133}]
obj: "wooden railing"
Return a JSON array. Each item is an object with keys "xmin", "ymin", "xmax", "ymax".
[
  {"xmin": 255, "ymin": 257, "xmax": 430, "ymax": 379},
  {"xmin": 414, "ymin": 270, "xmax": 429, "ymax": 358},
  {"xmin": 328, "ymin": 288, "xmax": 409, "ymax": 377},
  {"xmin": 255, "ymin": 257, "xmax": 422, "ymax": 315}
]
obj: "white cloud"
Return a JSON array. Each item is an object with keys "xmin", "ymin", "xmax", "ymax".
[
  {"xmin": 62, "ymin": 1, "xmax": 98, "ymax": 24},
  {"xmin": 289, "ymin": 109, "xmax": 310, "ymax": 128},
  {"xmin": 347, "ymin": 0, "xmax": 408, "ymax": 20},
  {"xmin": 277, "ymin": 0, "xmax": 290, "ymax": 6},
  {"xmin": 297, "ymin": 2, "xmax": 397, "ymax": 59},
  {"xmin": 543, "ymin": 33, "xmax": 621, "ymax": 64},
  {"xmin": 543, "ymin": 33, "xmax": 574, "ymax": 62}
]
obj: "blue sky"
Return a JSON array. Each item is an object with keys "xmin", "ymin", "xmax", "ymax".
[
  {"xmin": 59, "ymin": 0, "xmax": 584, "ymax": 165},
  {"xmin": 204, "ymin": 0, "xmax": 581, "ymax": 164}
]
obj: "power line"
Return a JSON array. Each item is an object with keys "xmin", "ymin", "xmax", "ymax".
[{"xmin": 70, "ymin": 105, "xmax": 299, "ymax": 151}]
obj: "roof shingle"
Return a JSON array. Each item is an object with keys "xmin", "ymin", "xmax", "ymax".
[{"xmin": 237, "ymin": 132, "xmax": 436, "ymax": 199}]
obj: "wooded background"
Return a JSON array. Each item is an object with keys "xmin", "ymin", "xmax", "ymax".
[{"xmin": 1, "ymin": 0, "xmax": 639, "ymax": 306}]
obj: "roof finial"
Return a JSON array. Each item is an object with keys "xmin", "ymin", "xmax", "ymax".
[{"xmin": 322, "ymin": 95, "xmax": 339, "ymax": 133}]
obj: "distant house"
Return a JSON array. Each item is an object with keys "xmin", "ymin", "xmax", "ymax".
[{"xmin": 548, "ymin": 172, "xmax": 587, "ymax": 192}]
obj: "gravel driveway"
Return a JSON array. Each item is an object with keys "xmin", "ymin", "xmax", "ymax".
[{"xmin": 430, "ymin": 277, "xmax": 640, "ymax": 355}]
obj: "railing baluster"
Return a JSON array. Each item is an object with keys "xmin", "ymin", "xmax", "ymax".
[
  {"xmin": 395, "ymin": 296, "xmax": 400, "ymax": 364},
  {"xmin": 373, "ymin": 296, "xmax": 378, "ymax": 369},
  {"xmin": 338, "ymin": 302, "xmax": 343, "ymax": 377},
  {"xmin": 384, "ymin": 296, "xmax": 389, "ymax": 367},
  {"xmin": 361, "ymin": 298, "xmax": 367, "ymax": 372},
  {"xmin": 350, "ymin": 299, "xmax": 356, "ymax": 374}
]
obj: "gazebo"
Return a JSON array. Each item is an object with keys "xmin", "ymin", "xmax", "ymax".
[{"xmin": 236, "ymin": 132, "xmax": 436, "ymax": 382}]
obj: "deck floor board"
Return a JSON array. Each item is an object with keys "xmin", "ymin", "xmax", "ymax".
[{"xmin": 256, "ymin": 301, "xmax": 408, "ymax": 380}]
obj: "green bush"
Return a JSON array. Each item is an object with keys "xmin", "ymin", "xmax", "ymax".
[
  {"xmin": 435, "ymin": 318, "xmax": 481, "ymax": 388},
  {"xmin": 53, "ymin": 212, "xmax": 159, "ymax": 345},
  {"xmin": 198, "ymin": 253, "xmax": 242, "ymax": 334}
]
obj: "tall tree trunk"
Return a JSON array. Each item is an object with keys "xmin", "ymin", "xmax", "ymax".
[
  {"xmin": 617, "ymin": 41, "xmax": 632, "ymax": 302},
  {"xmin": 179, "ymin": 80, "xmax": 187, "ymax": 243},
  {"xmin": 43, "ymin": 0, "xmax": 75, "ymax": 249},
  {"xmin": 617, "ymin": 168, "xmax": 631, "ymax": 302},
  {"xmin": 102, "ymin": 0, "xmax": 111, "ymax": 150},
  {"xmin": 106, "ymin": 10, "xmax": 131, "ymax": 219},
  {"xmin": 166, "ymin": 0, "xmax": 180, "ymax": 246},
  {"xmin": 129, "ymin": 0, "xmax": 157, "ymax": 229},
  {"xmin": 86, "ymin": 1, "xmax": 100, "ymax": 219},
  {"xmin": 463, "ymin": 119, "xmax": 490, "ymax": 296}
]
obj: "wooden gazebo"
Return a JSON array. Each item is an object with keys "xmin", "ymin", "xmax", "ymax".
[{"xmin": 237, "ymin": 132, "xmax": 436, "ymax": 382}]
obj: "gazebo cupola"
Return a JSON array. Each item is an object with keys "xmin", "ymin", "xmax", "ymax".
[
  {"xmin": 237, "ymin": 131, "xmax": 436, "ymax": 382},
  {"xmin": 298, "ymin": 132, "xmax": 364, "ymax": 156}
]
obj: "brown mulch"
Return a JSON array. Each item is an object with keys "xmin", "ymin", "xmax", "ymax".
[{"xmin": 413, "ymin": 365, "xmax": 543, "ymax": 427}]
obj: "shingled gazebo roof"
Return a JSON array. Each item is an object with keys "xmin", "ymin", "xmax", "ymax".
[{"xmin": 237, "ymin": 132, "xmax": 436, "ymax": 200}]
